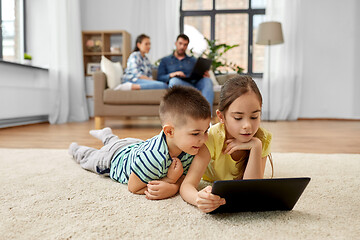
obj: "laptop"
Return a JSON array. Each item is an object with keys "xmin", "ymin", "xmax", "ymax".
[
  {"xmin": 209, "ymin": 177, "xmax": 310, "ymax": 214},
  {"xmin": 180, "ymin": 57, "xmax": 212, "ymax": 82}
]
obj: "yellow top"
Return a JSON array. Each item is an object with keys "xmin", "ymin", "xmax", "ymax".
[{"xmin": 203, "ymin": 123, "xmax": 272, "ymax": 182}]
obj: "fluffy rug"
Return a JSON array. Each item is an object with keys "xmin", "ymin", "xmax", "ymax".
[{"xmin": 0, "ymin": 149, "xmax": 359, "ymax": 240}]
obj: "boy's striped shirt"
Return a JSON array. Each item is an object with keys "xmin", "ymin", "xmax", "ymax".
[{"xmin": 110, "ymin": 131, "xmax": 195, "ymax": 184}]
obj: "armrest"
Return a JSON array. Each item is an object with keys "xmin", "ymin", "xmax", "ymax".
[{"xmin": 93, "ymin": 71, "xmax": 107, "ymax": 115}]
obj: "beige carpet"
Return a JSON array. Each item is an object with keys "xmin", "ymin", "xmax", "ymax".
[{"xmin": 0, "ymin": 149, "xmax": 359, "ymax": 240}]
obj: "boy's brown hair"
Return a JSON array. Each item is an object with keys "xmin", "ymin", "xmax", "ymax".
[{"xmin": 159, "ymin": 85, "xmax": 211, "ymax": 126}]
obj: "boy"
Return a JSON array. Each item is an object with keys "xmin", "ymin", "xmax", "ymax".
[{"xmin": 68, "ymin": 85, "xmax": 211, "ymax": 200}]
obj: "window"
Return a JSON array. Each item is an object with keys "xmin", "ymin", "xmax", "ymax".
[
  {"xmin": 0, "ymin": 0, "xmax": 25, "ymax": 62},
  {"xmin": 180, "ymin": 0, "xmax": 266, "ymax": 77}
]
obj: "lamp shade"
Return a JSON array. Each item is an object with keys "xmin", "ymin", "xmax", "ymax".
[{"xmin": 256, "ymin": 21, "xmax": 284, "ymax": 46}]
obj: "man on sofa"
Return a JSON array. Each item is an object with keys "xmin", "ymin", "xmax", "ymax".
[{"xmin": 157, "ymin": 34, "xmax": 214, "ymax": 112}]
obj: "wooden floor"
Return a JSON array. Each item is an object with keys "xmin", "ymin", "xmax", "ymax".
[{"xmin": 0, "ymin": 118, "xmax": 359, "ymax": 154}]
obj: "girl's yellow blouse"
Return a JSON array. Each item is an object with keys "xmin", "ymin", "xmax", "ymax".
[{"xmin": 203, "ymin": 123, "xmax": 272, "ymax": 182}]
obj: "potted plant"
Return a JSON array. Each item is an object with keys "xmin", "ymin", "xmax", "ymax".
[
  {"xmin": 202, "ymin": 38, "xmax": 244, "ymax": 75},
  {"xmin": 23, "ymin": 53, "xmax": 32, "ymax": 64}
]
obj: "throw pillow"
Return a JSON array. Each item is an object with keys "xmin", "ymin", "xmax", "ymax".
[{"xmin": 100, "ymin": 56, "xmax": 123, "ymax": 89}]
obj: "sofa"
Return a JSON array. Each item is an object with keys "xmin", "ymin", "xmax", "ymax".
[{"xmin": 93, "ymin": 70, "xmax": 236, "ymax": 129}]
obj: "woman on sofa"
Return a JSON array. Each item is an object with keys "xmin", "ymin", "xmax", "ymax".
[{"xmin": 122, "ymin": 34, "xmax": 168, "ymax": 90}]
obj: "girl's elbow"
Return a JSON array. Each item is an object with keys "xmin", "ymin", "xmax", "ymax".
[
  {"xmin": 179, "ymin": 182, "xmax": 189, "ymax": 197},
  {"xmin": 179, "ymin": 183, "xmax": 185, "ymax": 195}
]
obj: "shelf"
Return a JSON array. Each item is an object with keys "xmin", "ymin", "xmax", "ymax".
[
  {"xmin": 84, "ymin": 52, "xmax": 102, "ymax": 56},
  {"xmin": 102, "ymin": 52, "xmax": 123, "ymax": 56},
  {"xmin": 82, "ymin": 30, "xmax": 131, "ymax": 76},
  {"xmin": 84, "ymin": 52, "xmax": 123, "ymax": 56}
]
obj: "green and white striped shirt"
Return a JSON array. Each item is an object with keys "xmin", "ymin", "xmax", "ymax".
[{"xmin": 110, "ymin": 131, "xmax": 194, "ymax": 184}]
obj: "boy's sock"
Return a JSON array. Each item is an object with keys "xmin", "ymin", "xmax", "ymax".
[
  {"xmin": 68, "ymin": 142, "xmax": 79, "ymax": 156},
  {"xmin": 68, "ymin": 142, "xmax": 98, "ymax": 170},
  {"xmin": 89, "ymin": 127, "xmax": 112, "ymax": 142}
]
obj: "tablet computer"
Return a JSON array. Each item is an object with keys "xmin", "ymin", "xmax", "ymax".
[
  {"xmin": 180, "ymin": 57, "xmax": 212, "ymax": 82},
  {"xmin": 210, "ymin": 177, "xmax": 310, "ymax": 214}
]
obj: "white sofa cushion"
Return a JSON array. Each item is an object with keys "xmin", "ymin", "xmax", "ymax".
[{"xmin": 100, "ymin": 56, "xmax": 123, "ymax": 89}]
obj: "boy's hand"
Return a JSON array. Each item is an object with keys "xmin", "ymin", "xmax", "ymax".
[
  {"xmin": 223, "ymin": 137, "xmax": 262, "ymax": 155},
  {"xmin": 196, "ymin": 186, "xmax": 226, "ymax": 213},
  {"xmin": 145, "ymin": 180, "xmax": 178, "ymax": 200},
  {"xmin": 145, "ymin": 175, "xmax": 185, "ymax": 200},
  {"xmin": 166, "ymin": 157, "xmax": 184, "ymax": 184}
]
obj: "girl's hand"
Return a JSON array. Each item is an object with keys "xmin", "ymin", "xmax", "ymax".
[
  {"xmin": 139, "ymin": 75, "xmax": 152, "ymax": 80},
  {"xmin": 223, "ymin": 137, "xmax": 262, "ymax": 155},
  {"xmin": 196, "ymin": 186, "xmax": 226, "ymax": 213}
]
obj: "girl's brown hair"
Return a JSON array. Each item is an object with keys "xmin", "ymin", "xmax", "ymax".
[
  {"xmin": 218, "ymin": 75, "xmax": 262, "ymax": 113},
  {"xmin": 218, "ymin": 75, "xmax": 273, "ymax": 180}
]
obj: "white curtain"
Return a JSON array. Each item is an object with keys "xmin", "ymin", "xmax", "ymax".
[
  {"xmin": 48, "ymin": 0, "xmax": 89, "ymax": 124},
  {"xmin": 129, "ymin": 0, "xmax": 180, "ymax": 63},
  {"xmin": 264, "ymin": 0, "xmax": 303, "ymax": 120}
]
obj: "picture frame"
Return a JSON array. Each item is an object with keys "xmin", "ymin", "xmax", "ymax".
[{"xmin": 87, "ymin": 63, "xmax": 101, "ymax": 75}]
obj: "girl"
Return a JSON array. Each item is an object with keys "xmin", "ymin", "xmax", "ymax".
[
  {"xmin": 121, "ymin": 34, "xmax": 168, "ymax": 90},
  {"xmin": 177, "ymin": 75, "xmax": 273, "ymax": 213}
]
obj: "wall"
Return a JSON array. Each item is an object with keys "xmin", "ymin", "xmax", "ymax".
[
  {"xmin": 25, "ymin": 0, "xmax": 49, "ymax": 68},
  {"xmin": 79, "ymin": 0, "xmax": 180, "ymax": 63},
  {"xmin": 0, "ymin": 0, "xmax": 50, "ymax": 127},
  {"xmin": 1, "ymin": 0, "xmax": 359, "ymax": 123},
  {"xmin": 354, "ymin": 0, "xmax": 360, "ymax": 117},
  {"xmin": 79, "ymin": 0, "xmax": 359, "ymax": 119},
  {"xmin": 299, "ymin": 0, "xmax": 360, "ymax": 119},
  {"xmin": 0, "ymin": 63, "xmax": 49, "ymax": 124}
]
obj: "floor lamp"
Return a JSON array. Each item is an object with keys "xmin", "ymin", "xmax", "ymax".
[{"xmin": 256, "ymin": 21, "xmax": 284, "ymax": 121}]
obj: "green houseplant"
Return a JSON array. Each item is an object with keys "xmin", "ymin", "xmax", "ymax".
[
  {"xmin": 202, "ymin": 37, "xmax": 244, "ymax": 75},
  {"xmin": 24, "ymin": 53, "xmax": 32, "ymax": 60},
  {"xmin": 23, "ymin": 53, "xmax": 32, "ymax": 64}
]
